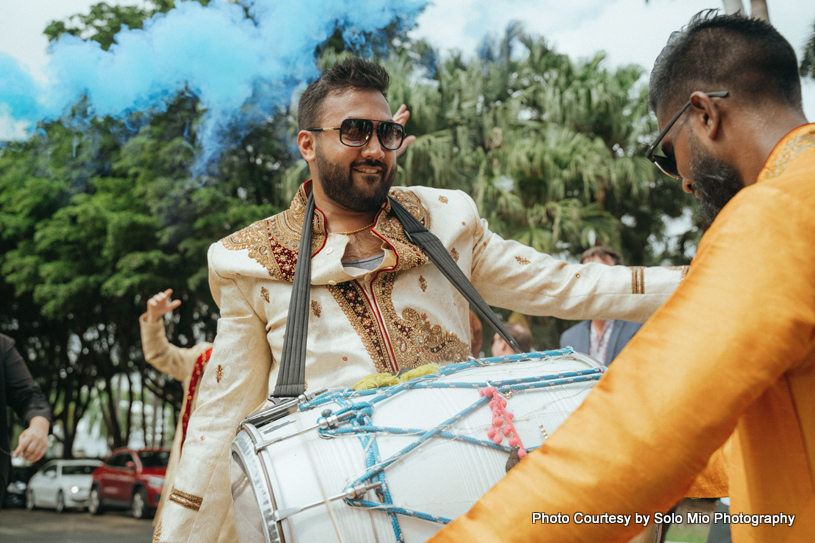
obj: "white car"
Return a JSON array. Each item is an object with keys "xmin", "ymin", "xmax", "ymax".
[{"xmin": 26, "ymin": 459, "xmax": 102, "ymax": 513}]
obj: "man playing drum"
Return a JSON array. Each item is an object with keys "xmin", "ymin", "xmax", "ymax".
[
  {"xmin": 157, "ymin": 57, "xmax": 692, "ymax": 542},
  {"xmin": 429, "ymin": 11, "xmax": 815, "ymax": 543}
]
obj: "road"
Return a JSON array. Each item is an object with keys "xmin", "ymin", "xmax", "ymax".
[{"xmin": 0, "ymin": 508, "xmax": 153, "ymax": 543}]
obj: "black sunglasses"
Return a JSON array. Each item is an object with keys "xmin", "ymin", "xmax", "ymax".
[
  {"xmin": 645, "ymin": 91, "xmax": 729, "ymax": 179},
  {"xmin": 307, "ymin": 118, "xmax": 406, "ymax": 151}
]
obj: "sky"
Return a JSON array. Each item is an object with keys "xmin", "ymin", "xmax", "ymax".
[{"xmin": 1, "ymin": 0, "xmax": 814, "ymax": 127}]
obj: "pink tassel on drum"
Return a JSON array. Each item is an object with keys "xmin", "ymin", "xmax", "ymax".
[{"xmin": 480, "ymin": 386, "xmax": 527, "ymax": 459}]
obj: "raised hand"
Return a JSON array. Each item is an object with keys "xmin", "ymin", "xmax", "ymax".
[
  {"xmin": 146, "ymin": 288, "xmax": 182, "ymax": 322},
  {"xmin": 393, "ymin": 103, "xmax": 417, "ymax": 158}
]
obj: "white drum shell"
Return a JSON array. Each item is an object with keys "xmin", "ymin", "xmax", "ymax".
[{"xmin": 231, "ymin": 351, "xmax": 601, "ymax": 543}]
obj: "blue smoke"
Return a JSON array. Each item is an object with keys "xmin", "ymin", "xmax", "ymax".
[{"xmin": 0, "ymin": 0, "xmax": 427, "ymax": 172}]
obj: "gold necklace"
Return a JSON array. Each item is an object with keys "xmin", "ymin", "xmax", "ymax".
[{"xmin": 334, "ymin": 222, "xmax": 375, "ymax": 236}]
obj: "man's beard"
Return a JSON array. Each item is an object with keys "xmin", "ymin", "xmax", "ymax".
[
  {"xmin": 315, "ymin": 149, "xmax": 395, "ymax": 213},
  {"xmin": 688, "ymin": 133, "xmax": 744, "ymax": 230}
]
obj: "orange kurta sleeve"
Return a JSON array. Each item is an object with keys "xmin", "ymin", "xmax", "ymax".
[
  {"xmin": 685, "ymin": 439, "xmax": 730, "ymax": 498},
  {"xmin": 428, "ymin": 165, "xmax": 815, "ymax": 542}
]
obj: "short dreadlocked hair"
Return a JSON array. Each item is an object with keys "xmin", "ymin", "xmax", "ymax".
[
  {"xmin": 649, "ymin": 10, "xmax": 802, "ymax": 115},
  {"xmin": 297, "ymin": 57, "xmax": 390, "ymax": 130}
]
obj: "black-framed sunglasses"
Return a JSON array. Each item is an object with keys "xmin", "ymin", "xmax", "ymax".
[
  {"xmin": 307, "ymin": 118, "xmax": 406, "ymax": 151},
  {"xmin": 645, "ymin": 91, "xmax": 729, "ymax": 179}
]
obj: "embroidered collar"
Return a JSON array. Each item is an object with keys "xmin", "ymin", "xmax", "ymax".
[
  {"xmin": 757, "ymin": 123, "xmax": 815, "ymax": 183},
  {"xmin": 222, "ymin": 181, "xmax": 432, "ymax": 281}
]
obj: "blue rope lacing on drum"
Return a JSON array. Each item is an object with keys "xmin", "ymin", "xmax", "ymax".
[{"xmin": 298, "ymin": 348, "xmax": 604, "ymax": 540}]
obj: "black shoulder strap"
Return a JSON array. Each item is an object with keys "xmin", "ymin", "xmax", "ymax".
[
  {"xmin": 272, "ymin": 191, "xmax": 315, "ymax": 398},
  {"xmin": 388, "ymin": 196, "xmax": 522, "ymax": 354},
  {"xmin": 271, "ymin": 191, "xmax": 521, "ymax": 399}
]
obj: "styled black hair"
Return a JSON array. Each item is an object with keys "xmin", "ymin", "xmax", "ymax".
[
  {"xmin": 297, "ymin": 57, "xmax": 390, "ymax": 130},
  {"xmin": 649, "ymin": 10, "xmax": 802, "ymax": 114}
]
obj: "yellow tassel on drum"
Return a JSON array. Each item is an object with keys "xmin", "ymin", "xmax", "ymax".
[
  {"xmin": 353, "ymin": 373, "xmax": 401, "ymax": 390},
  {"xmin": 352, "ymin": 364, "xmax": 442, "ymax": 390},
  {"xmin": 399, "ymin": 364, "xmax": 441, "ymax": 382}
]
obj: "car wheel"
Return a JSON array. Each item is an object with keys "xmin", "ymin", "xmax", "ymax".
[
  {"xmin": 55, "ymin": 490, "xmax": 65, "ymax": 514},
  {"xmin": 131, "ymin": 487, "xmax": 149, "ymax": 519},
  {"xmin": 26, "ymin": 489, "xmax": 35, "ymax": 511},
  {"xmin": 88, "ymin": 486, "xmax": 103, "ymax": 515}
]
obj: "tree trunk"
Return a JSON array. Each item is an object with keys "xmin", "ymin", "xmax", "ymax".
[
  {"xmin": 125, "ymin": 371, "xmax": 134, "ymax": 446},
  {"xmin": 103, "ymin": 374, "xmax": 124, "ymax": 449},
  {"xmin": 156, "ymin": 396, "xmax": 164, "ymax": 448},
  {"xmin": 750, "ymin": 0, "xmax": 769, "ymax": 22},
  {"xmin": 722, "ymin": 0, "xmax": 745, "ymax": 15},
  {"xmin": 69, "ymin": 383, "xmax": 94, "ymax": 458},
  {"xmin": 140, "ymin": 363, "xmax": 149, "ymax": 448}
]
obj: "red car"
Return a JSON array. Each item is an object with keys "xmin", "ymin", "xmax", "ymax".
[{"xmin": 88, "ymin": 448, "xmax": 169, "ymax": 519}]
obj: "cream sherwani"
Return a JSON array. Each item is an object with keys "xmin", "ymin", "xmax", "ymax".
[{"xmin": 158, "ymin": 182, "xmax": 688, "ymax": 542}]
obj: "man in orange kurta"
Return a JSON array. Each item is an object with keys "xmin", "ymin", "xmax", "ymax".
[{"xmin": 429, "ymin": 12, "xmax": 814, "ymax": 543}]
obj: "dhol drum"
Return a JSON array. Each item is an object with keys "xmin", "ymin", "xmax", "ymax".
[{"xmin": 230, "ymin": 348, "xmax": 604, "ymax": 543}]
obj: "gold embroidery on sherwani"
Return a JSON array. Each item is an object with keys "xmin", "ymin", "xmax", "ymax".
[
  {"xmin": 260, "ymin": 286, "xmax": 270, "ymax": 303},
  {"xmin": 329, "ymin": 281, "xmax": 393, "ymax": 373},
  {"xmin": 761, "ymin": 129, "xmax": 815, "ymax": 181},
  {"xmin": 630, "ymin": 266, "xmax": 645, "ymax": 294},
  {"xmin": 311, "ymin": 300, "xmax": 322, "ymax": 318},
  {"xmin": 450, "ymin": 248, "xmax": 460, "ymax": 262},
  {"xmin": 375, "ymin": 272, "xmax": 469, "ymax": 368},
  {"xmin": 419, "ymin": 275, "xmax": 427, "ymax": 292},
  {"xmin": 439, "ymin": 195, "xmax": 448, "ymax": 203},
  {"xmin": 168, "ymin": 487, "xmax": 203, "ymax": 512},
  {"xmin": 330, "ymin": 272, "xmax": 470, "ymax": 373},
  {"xmin": 222, "ymin": 185, "xmax": 326, "ymax": 282},
  {"xmin": 515, "ymin": 256, "xmax": 530, "ymax": 265}
]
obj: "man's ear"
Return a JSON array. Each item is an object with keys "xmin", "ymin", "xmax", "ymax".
[
  {"xmin": 297, "ymin": 130, "xmax": 317, "ymax": 163},
  {"xmin": 689, "ymin": 91, "xmax": 722, "ymax": 141}
]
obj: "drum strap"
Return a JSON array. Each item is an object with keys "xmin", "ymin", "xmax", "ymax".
[
  {"xmin": 273, "ymin": 191, "xmax": 316, "ymax": 398},
  {"xmin": 388, "ymin": 197, "xmax": 522, "ymax": 354},
  {"xmin": 272, "ymin": 191, "xmax": 521, "ymax": 399}
]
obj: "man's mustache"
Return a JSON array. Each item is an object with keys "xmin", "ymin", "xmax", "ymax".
[{"xmin": 351, "ymin": 160, "xmax": 387, "ymax": 169}]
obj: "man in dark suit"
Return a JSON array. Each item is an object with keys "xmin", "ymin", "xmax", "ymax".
[
  {"xmin": 1, "ymin": 333, "xmax": 52, "ymax": 506},
  {"xmin": 559, "ymin": 247, "xmax": 643, "ymax": 366}
]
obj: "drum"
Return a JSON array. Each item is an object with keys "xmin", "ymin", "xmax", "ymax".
[{"xmin": 230, "ymin": 348, "xmax": 603, "ymax": 543}]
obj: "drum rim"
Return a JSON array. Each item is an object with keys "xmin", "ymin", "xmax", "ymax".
[{"xmin": 232, "ymin": 423, "xmax": 286, "ymax": 543}]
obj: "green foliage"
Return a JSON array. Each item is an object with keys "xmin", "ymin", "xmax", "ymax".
[
  {"xmin": 386, "ymin": 26, "xmax": 696, "ymax": 265},
  {"xmin": 44, "ymin": 1, "xmax": 205, "ymax": 50}
]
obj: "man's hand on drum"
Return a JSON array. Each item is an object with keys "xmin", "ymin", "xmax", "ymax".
[
  {"xmin": 146, "ymin": 288, "xmax": 182, "ymax": 323},
  {"xmin": 393, "ymin": 104, "xmax": 416, "ymax": 159}
]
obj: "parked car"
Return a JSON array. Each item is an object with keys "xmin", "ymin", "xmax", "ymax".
[
  {"xmin": 89, "ymin": 448, "xmax": 169, "ymax": 519},
  {"xmin": 25, "ymin": 459, "xmax": 102, "ymax": 513},
  {"xmin": 4, "ymin": 464, "xmax": 37, "ymax": 509}
]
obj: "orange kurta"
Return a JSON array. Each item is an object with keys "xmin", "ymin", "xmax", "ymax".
[{"xmin": 429, "ymin": 124, "xmax": 815, "ymax": 543}]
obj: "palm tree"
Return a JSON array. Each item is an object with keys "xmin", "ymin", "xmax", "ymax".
[{"xmin": 382, "ymin": 26, "xmax": 691, "ymax": 260}]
